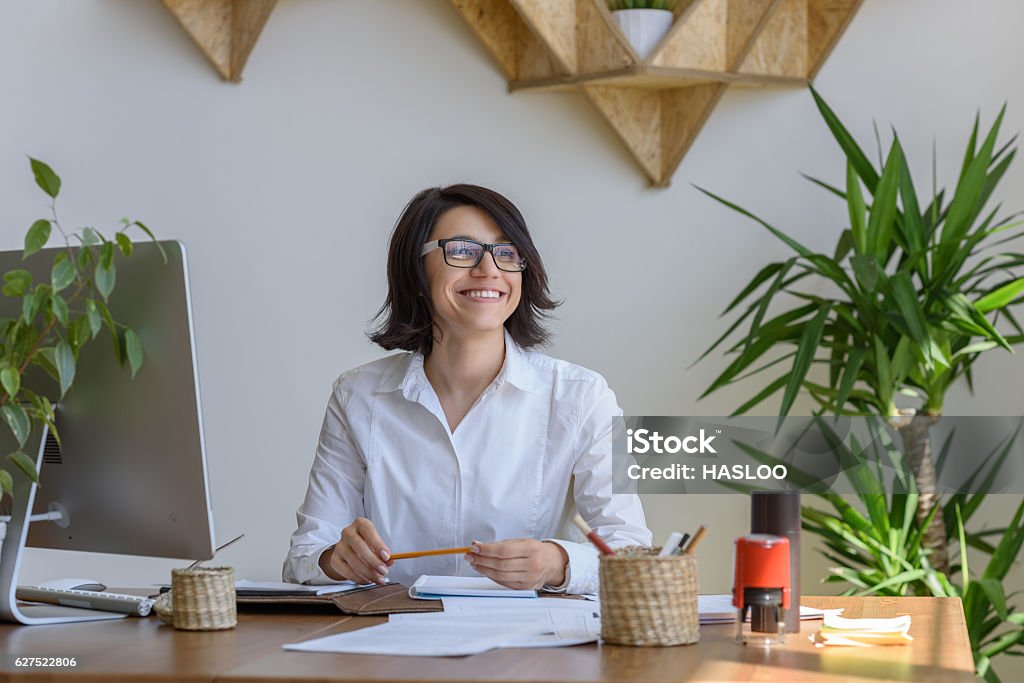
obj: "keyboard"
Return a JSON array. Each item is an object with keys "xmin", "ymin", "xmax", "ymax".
[{"xmin": 16, "ymin": 586, "xmax": 155, "ymax": 617}]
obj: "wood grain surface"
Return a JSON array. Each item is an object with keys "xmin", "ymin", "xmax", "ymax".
[{"xmin": 0, "ymin": 596, "xmax": 975, "ymax": 683}]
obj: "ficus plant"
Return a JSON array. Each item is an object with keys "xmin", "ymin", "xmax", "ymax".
[
  {"xmin": 1, "ymin": 158, "xmax": 160, "ymax": 498},
  {"xmin": 697, "ymin": 89, "xmax": 1024, "ymax": 679}
]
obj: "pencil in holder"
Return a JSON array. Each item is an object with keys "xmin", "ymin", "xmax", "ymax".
[
  {"xmin": 155, "ymin": 566, "xmax": 237, "ymax": 631},
  {"xmin": 599, "ymin": 547, "xmax": 699, "ymax": 646}
]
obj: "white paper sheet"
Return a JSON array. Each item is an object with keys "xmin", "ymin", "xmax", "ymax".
[
  {"xmin": 441, "ymin": 596, "xmax": 600, "ymax": 613},
  {"xmin": 234, "ymin": 580, "xmax": 370, "ymax": 596},
  {"xmin": 283, "ymin": 620, "xmax": 542, "ymax": 656},
  {"xmin": 390, "ymin": 609, "xmax": 601, "ymax": 648}
]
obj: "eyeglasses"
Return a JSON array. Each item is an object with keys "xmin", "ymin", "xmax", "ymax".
[{"xmin": 421, "ymin": 238, "xmax": 527, "ymax": 272}]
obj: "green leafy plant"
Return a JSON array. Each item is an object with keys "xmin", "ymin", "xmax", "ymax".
[
  {"xmin": 696, "ymin": 89, "xmax": 1024, "ymax": 679},
  {"xmin": 608, "ymin": 0, "xmax": 676, "ymax": 11},
  {"xmin": 1, "ymin": 158, "xmax": 160, "ymax": 497}
]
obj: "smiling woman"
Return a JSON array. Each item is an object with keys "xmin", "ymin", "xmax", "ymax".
[{"xmin": 283, "ymin": 185, "xmax": 652, "ymax": 594}]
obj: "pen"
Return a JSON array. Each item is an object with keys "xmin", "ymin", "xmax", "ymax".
[
  {"xmin": 683, "ymin": 525, "xmax": 708, "ymax": 555},
  {"xmin": 673, "ymin": 533, "xmax": 691, "ymax": 556},
  {"xmin": 573, "ymin": 514, "xmax": 616, "ymax": 556},
  {"xmin": 390, "ymin": 546, "xmax": 473, "ymax": 560}
]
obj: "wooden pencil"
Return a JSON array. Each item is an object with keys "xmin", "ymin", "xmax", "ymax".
[{"xmin": 390, "ymin": 546, "xmax": 473, "ymax": 560}]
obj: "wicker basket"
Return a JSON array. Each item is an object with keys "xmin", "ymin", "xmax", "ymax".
[
  {"xmin": 599, "ymin": 547, "xmax": 699, "ymax": 646},
  {"xmin": 155, "ymin": 566, "xmax": 236, "ymax": 631}
]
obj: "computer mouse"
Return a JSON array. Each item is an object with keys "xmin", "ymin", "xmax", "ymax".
[{"xmin": 37, "ymin": 577, "xmax": 107, "ymax": 592}]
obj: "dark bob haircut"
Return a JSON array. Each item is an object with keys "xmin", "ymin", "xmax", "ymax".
[{"xmin": 369, "ymin": 184, "xmax": 559, "ymax": 356}]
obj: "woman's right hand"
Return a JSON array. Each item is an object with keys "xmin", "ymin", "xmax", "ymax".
[{"xmin": 319, "ymin": 517, "xmax": 393, "ymax": 584}]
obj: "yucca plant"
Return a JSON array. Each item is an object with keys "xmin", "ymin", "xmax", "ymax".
[
  {"xmin": 698, "ymin": 87, "xmax": 1024, "ymax": 572},
  {"xmin": 696, "ymin": 88, "xmax": 1024, "ymax": 679}
]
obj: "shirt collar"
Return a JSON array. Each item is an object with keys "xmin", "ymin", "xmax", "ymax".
[{"xmin": 379, "ymin": 329, "xmax": 538, "ymax": 396}]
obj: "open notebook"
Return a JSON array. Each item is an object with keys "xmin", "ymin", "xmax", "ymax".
[{"xmin": 409, "ymin": 575, "xmax": 537, "ymax": 599}]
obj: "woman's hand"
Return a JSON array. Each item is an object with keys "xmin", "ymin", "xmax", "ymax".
[
  {"xmin": 466, "ymin": 539, "xmax": 569, "ymax": 590},
  {"xmin": 319, "ymin": 517, "xmax": 394, "ymax": 585}
]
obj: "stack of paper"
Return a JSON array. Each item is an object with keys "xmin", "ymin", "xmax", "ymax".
[{"xmin": 810, "ymin": 613, "xmax": 913, "ymax": 647}]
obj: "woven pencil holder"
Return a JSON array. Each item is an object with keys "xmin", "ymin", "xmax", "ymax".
[
  {"xmin": 155, "ymin": 567, "xmax": 236, "ymax": 631},
  {"xmin": 599, "ymin": 547, "xmax": 699, "ymax": 646}
]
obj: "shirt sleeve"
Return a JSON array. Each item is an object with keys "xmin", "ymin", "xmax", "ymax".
[
  {"xmin": 559, "ymin": 375, "xmax": 652, "ymax": 595},
  {"xmin": 282, "ymin": 380, "xmax": 366, "ymax": 584}
]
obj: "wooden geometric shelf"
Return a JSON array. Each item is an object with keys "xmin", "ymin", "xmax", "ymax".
[
  {"xmin": 450, "ymin": 0, "xmax": 863, "ymax": 186},
  {"xmin": 161, "ymin": 0, "xmax": 278, "ymax": 82}
]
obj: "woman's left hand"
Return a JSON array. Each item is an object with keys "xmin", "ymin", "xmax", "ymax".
[{"xmin": 466, "ymin": 539, "xmax": 569, "ymax": 590}]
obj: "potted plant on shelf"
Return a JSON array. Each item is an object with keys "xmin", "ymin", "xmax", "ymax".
[
  {"xmin": 608, "ymin": 0, "xmax": 676, "ymax": 60},
  {"xmin": 696, "ymin": 88, "xmax": 1024, "ymax": 680},
  {"xmin": 1, "ymin": 158, "xmax": 158, "ymax": 521}
]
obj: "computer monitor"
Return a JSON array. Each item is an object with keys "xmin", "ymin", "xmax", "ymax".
[{"xmin": 0, "ymin": 240, "xmax": 215, "ymax": 624}]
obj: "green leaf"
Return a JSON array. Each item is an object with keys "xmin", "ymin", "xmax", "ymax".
[
  {"xmin": 100, "ymin": 241, "xmax": 114, "ymax": 270},
  {"xmin": 124, "ymin": 328, "xmax": 143, "ymax": 378},
  {"xmin": 1, "ymin": 403, "xmax": 30, "ymax": 447},
  {"xmin": 24, "ymin": 219, "xmax": 51, "ymax": 257},
  {"xmin": 55, "ymin": 339, "xmax": 76, "ymax": 398},
  {"xmin": 975, "ymin": 277, "xmax": 1024, "ymax": 313},
  {"xmin": 889, "ymin": 272, "xmax": 931, "ymax": 357},
  {"xmin": 777, "ymin": 304, "xmax": 831, "ymax": 429},
  {"xmin": 851, "ymin": 254, "xmax": 879, "ymax": 292},
  {"xmin": 810, "ymin": 87, "xmax": 880, "ymax": 190},
  {"xmin": 695, "ymin": 186, "xmax": 814, "ymax": 259},
  {"xmin": 131, "ymin": 221, "xmax": 166, "ymax": 263},
  {"xmin": 51, "ymin": 251, "xmax": 76, "ymax": 292},
  {"xmin": 1, "ymin": 367, "xmax": 20, "ymax": 398},
  {"xmin": 29, "ymin": 157, "xmax": 61, "ymax": 198},
  {"xmin": 7, "ymin": 450, "xmax": 39, "ymax": 483},
  {"xmin": 115, "ymin": 232, "xmax": 133, "ymax": 257},
  {"xmin": 731, "ymin": 374, "xmax": 789, "ymax": 416},
  {"xmin": 22, "ymin": 284, "xmax": 49, "ymax": 324},
  {"xmin": 846, "ymin": 161, "xmax": 868, "ymax": 254},
  {"xmin": 0, "ymin": 469, "xmax": 12, "ymax": 496},
  {"xmin": 867, "ymin": 142, "xmax": 903, "ymax": 258},
  {"xmin": 896, "ymin": 137, "xmax": 925, "ymax": 260},
  {"xmin": 834, "ymin": 348, "xmax": 866, "ymax": 414},
  {"xmin": 86, "ymin": 299, "xmax": 102, "ymax": 338},
  {"xmin": 2, "ymin": 270, "xmax": 32, "ymax": 297},
  {"xmin": 93, "ymin": 298, "xmax": 123, "ymax": 361},
  {"xmin": 80, "ymin": 227, "xmax": 102, "ymax": 246},
  {"xmin": 978, "ymin": 578, "xmax": 1009, "ymax": 621},
  {"xmin": 51, "ymin": 296, "xmax": 70, "ymax": 325},
  {"xmin": 723, "ymin": 262, "xmax": 784, "ymax": 314},
  {"xmin": 95, "ymin": 261, "xmax": 116, "ymax": 301}
]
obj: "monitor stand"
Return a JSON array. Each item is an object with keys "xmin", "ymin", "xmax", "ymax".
[{"xmin": 0, "ymin": 423, "xmax": 126, "ymax": 624}]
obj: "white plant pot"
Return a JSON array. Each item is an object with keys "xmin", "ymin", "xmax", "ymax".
[{"xmin": 612, "ymin": 9, "xmax": 675, "ymax": 61}]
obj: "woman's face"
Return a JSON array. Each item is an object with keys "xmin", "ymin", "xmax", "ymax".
[{"xmin": 423, "ymin": 205, "xmax": 523, "ymax": 342}]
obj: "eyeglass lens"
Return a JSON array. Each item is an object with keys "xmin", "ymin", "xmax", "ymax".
[{"xmin": 443, "ymin": 240, "xmax": 523, "ymax": 271}]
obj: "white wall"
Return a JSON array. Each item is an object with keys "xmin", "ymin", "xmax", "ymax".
[{"xmin": 3, "ymin": 0, "xmax": 1022, "ymax": 673}]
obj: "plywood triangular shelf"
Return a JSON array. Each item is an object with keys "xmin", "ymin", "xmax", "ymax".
[
  {"xmin": 451, "ymin": 0, "xmax": 863, "ymax": 186},
  {"xmin": 162, "ymin": 0, "xmax": 278, "ymax": 82}
]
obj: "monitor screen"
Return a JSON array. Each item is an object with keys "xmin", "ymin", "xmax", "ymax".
[{"xmin": 0, "ymin": 240, "xmax": 215, "ymax": 561}]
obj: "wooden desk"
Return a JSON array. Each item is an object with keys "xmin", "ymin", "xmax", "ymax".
[{"xmin": 0, "ymin": 596, "xmax": 975, "ymax": 682}]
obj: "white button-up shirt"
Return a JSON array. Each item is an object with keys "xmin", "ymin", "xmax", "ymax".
[{"xmin": 283, "ymin": 331, "xmax": 651, "ymax": 594}]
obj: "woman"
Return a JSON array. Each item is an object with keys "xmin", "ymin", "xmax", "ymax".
[{"xmin": 283, "ymin": 185, "xmax": 650, "ymax": 594}]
